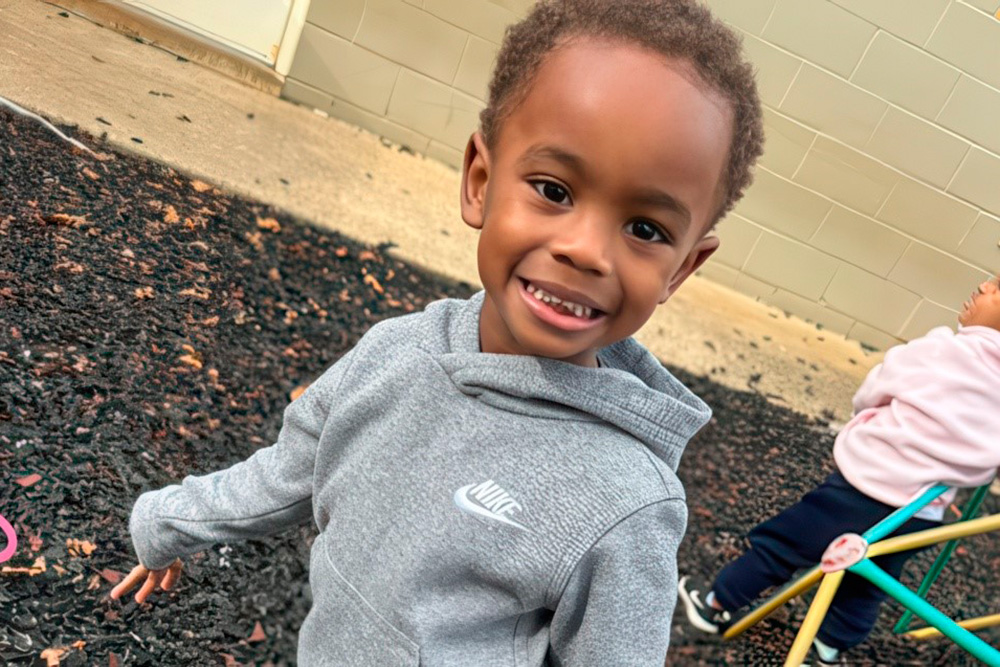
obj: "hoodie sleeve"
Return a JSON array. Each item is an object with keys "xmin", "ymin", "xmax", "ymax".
[
  {"xmin": 129, "ymin": 348, "xmax": 358, "ymax": 570},
  {"xmin": 548, "ymin": 499, "xmax": 687, "ymax": 666},
  {"xmin": 851, "ymin": 327, "xmax": 954, "ymax": 414}
]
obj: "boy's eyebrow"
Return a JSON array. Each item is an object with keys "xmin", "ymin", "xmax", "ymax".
[
  {"xmin": 517, "ymin": 144, "xmax": 692, "ymax": 226},
  {"xmin": 630, "ymin": 187, "xmax": 692, "ymax": 227},
  {"xmin": 517, "ymin": 144, "xmax": 587, "ymax": 176}
]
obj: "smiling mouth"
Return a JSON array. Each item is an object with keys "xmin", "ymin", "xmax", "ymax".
[{"xmin": 520, "ymin": 279, "xmax": 604, "ymax": 320}]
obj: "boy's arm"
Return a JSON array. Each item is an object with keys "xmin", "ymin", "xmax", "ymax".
[
  {"xmin": 548, "ymin": 499, "xmax": 686, "ymax": 666},
  {"xmin": 129, "ymin": 348, "xmax": 358, "ymax": 570}
]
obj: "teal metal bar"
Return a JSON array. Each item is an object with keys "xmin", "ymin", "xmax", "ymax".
[
  {"xmin": 862, "ymin": 485, "xmax": 949, "ymax": 543},
  {"xmin": 894, "ymin": 484, "xmax": 991, "ymax": 634},
  {"xmin": 850, "ymin": 559, "xmax": 1000, "ymax": 666}
]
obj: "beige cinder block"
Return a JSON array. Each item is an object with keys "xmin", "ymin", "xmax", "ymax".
[
  {"xmin": 828, "ymin": 0, "xmax": 948, "ymax": 46},
  {"xmin": 355, "ymin": 0, "xmax": 468, "ymax": 83},
  {"xmin": 864, "ymin": 107, "xmax": 970, "ymax": 189},
  {"xmin": 288, "ymin": 25, "xmax": 400, "ymax": 115},
  {"xmin": 948, "ymin": 148, "xmax": 1000, "ymax": 217},
  {"xmin": 956, "ymin": 213, "xmax": 1000, "ymax": 272},
  {"xmin": 735, "ymin": 167, "xmax": 832, "ymax": 240},
  {"xmin": 713, "ymin": 213, "xmax": 762, "ymax": 269},
  {"xmin": 823, "ymin": 264, "xmax": 920, "ymax": 334},
  {"xmin": 307, "ymin": 0, "xmax": 366, "ymax": 40},
  {"xmin": 453, "ymin": 36, "xmax": 498, "ymax": 101},
  {"xmin": 848, "ymin": 322, "xmax": 902, "ymax": 351},
  {"xmin": 925, "ymin": 2, "xmax": 1000, "ymax": 90},
  {"xmin": 899, "ymin": 299, "xmax": 960, "ymax": 340},
  {"xmin": 740, "ymin": 33, "xmax": 803, "ymax": 108},
  {"xmin": 701, "ymin": 0, "xmax": 778, "ymax": 35},
  {"xmin": 734, "ymin": 273, "xmax": 777, "ymax": 300},
  {"xmin": 809, "ymin": 205, "xmax": 908, "ymax": 277},
  {"xmin": 697, "ymin": 261, "xmax": 740, "ymax": 289},
  {"xmin": 761, "ymin": 0, "xmax": 876, "ymax": 78},
  {"xmin": 937, "ymin": 76, "xmax": 1000, "ymax": 156},
  {"xmin": 793, "ymin": 136, "xmax": 898, "ymax": 216},
  {"xmin": 887, "ymin": 242, "xmax": 991, "ymax": 306},
  {"xmin": 387, "ymin": 69, "xmax": 484, "ymax": 150},
  {"xmin": 424, "ymin": 0, "xmax": 517, "ymax": 43},
  {"xmin": 766, "ymin": 289, "xmax": 855, "ymax": 336},
  {"xmin": 780, "ymin": 64, "xmax": 888, "ymax": 149},
  {"xmin": 759, "ymin": 108, "xmax": 815, "ymax": 178},
  {"xmin": 850, "ymin": 31, "xmax": 960, "ymax": 119},
  {"xmin": 743, "ymin": 231, "xmax": 839, "ymax": 299},
  {"xmin": 330, "ymin": 96, "xmax": 432, "ymax": 154},
  {"xmin": 876, "ymin": 178, "xmax": 979, "ymax": 251}
]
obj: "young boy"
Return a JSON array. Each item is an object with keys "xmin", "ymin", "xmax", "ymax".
[
  {"xmin": 111, "ymin": 1, "xmax": 764, "ymax": 663},
  {"xmin": 680, "ymin": 276, "xmax": 1000, "ymax": 665}
]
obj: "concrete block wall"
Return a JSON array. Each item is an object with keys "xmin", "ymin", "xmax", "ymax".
[{"xmin": 282, "ymin": 0, "xmax": 1000, "ymax": 350}]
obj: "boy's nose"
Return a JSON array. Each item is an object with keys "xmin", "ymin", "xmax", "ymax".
[{"xmin": 547, "ymin": 216, "xmax": 614, "ymax": 276}]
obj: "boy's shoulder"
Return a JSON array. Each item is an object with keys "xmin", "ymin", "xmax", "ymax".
[{"xmin": 354, "ymin": 294, "xmax": 475, "ymax": 357}]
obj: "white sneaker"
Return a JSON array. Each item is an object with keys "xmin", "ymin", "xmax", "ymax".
[{"xmin": 678, "ymin": 576, "xmax": 733, "ymax": 634}]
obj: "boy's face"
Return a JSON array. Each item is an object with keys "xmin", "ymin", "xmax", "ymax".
[
  {"xmin": 461, "ymin": 38, "xmax": 731, "ymax": 367},
  {"xmin": 959, "ymin": 275, "xmax": 1000, "ymax": 331}
]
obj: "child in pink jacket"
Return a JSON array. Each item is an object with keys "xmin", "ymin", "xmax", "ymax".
[{"xmin": 679, "ymin": 274, "xmax": 1000, "ymax": 665}]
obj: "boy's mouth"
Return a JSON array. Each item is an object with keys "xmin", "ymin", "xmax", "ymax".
[{"xmin": 519, "ymin": 278, "xmax": 604, "ymax": 320}]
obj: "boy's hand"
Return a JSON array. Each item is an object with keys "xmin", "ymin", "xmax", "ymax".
[{"xmin": 109, "ymin": 558, "xmax": 183, "ymax": 604}]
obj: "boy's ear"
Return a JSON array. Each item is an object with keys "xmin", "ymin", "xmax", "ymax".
[
  {"xmin": 660, "ymin": 235, "xmax": 720, "ymax": 303},
  {"xmin": 460, "ymin": 132, "xmax": 491, "ymax": 230}
]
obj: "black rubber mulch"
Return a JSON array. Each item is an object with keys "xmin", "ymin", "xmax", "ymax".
[{"xmin": 1, "ymin": 106, "xmax": 997, "ymax": 666}]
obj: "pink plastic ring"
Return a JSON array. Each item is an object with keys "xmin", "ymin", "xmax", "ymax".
[{"xmin": 0, "ymin": 514, "xmax": 17, "ymax": 563}]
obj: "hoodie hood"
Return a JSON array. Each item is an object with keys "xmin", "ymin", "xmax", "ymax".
[{"xmin": 432, "ymin": 291, "xmax": 711, "ymax": 470}]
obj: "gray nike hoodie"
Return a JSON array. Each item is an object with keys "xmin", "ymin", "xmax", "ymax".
[{"xmin": 129, "ymin": 291, "xmax": 712, "ymax": 666}]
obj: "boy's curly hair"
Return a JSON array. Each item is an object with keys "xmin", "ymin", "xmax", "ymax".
[{"xmin": 480, "ymin": 0, "xmax": 764, "ymax": 222}]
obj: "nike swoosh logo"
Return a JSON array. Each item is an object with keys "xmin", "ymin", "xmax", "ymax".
[{"xmin": 453, "ymin": 484, "xmax": 530, "ymax": 532}]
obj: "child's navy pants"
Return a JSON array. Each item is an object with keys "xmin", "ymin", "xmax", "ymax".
[{"xmin": 712, "ymin": 471, "xmax": 939, "ymax": 650}]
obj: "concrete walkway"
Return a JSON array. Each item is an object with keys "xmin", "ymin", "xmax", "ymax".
[{"xmin": 0, "ymin": 0, "xmax": 878, "ymax": 421}]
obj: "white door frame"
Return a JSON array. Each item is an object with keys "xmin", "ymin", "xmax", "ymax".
[{"xmin": 275, "ymin": 0, "xmax": 311, "ymax": 76}]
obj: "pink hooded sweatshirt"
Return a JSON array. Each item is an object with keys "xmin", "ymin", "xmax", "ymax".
[{"xmin": 834, "ymin": 325, "xmax": 1000, "ymax": 512}]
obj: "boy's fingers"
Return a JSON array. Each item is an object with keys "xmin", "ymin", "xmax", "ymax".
[
  {"xmin": 161, "ymin": 564, "xmax": 180, "ymax": 590},
  {"xmin": 135, "ymin": 572, "xmax": 160, "ymax": 604},
  {"xmin": 110, "ymin": 564, "xmax": 148, "ymax": 599}
]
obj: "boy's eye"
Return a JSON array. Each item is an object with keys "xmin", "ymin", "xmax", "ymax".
[
  {"xmin": 532, "ymin": 181, "xmax": 571, "ymax": 205},
  {"xmin": 626, "ymin": 219, "xmax": 669, "ymax": 244}
]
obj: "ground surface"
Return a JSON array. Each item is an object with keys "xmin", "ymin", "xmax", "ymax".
[{"xmin": 1, "ymin": 108, "xmax": 997, "ymax": 666}]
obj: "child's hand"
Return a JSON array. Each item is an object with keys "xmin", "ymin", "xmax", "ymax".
[{"xmin": 109, "ymin": 558, "xmax": 183, "ymax": 604}]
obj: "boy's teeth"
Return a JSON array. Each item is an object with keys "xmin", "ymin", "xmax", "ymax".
[{"xmin": 526, "ymin": 282, "xmax": 593, "ymax": 318}]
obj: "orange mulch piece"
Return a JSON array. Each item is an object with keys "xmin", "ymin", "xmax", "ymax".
[
  {"xmin": 1, "ymin": 555, "xmax": 46, "ymax": 576},
  {"xmin": 66, "ymin": 538, "xmax": 97, "ymax": 557},
  {"xmin": 248, "ymin": 620, "xmax": 267, "ymax": 643},
  {"xmin": 364, "ymin": 274, "xmax": 384, "ymax": 294},
  {"xmin": 256, "ymin": 217, "xmax": 281, "ymax": 233},
  {"xmin": 15, "ymin": 473, "xmax": 42, "ymax": 487},
  {"xmin": 289, "ymin": 385, "xmax": 309, "ymax": 402},
  {"xmin": 99, "ymin": 568, "xmax": 123, "ymax": 584},
  {"xmin": 178, "ymin": 286, "xmax": 211, "ymax": 300}
]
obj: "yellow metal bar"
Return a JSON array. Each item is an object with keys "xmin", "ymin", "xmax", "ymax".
[
  {"xmin": 867, "ymin": 513, "xmax": 1000, "ymax": 558},
  {"xmin": 906, "ymin": 613, "xmax": 1000, "ymax": 639},
  {"xmin": 723, "ymin": 567, "xmax": 824, "ymax": 640},
  {"xmin": 784, "ymin": 571, "xmax": 844, "ymax": 667}
]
